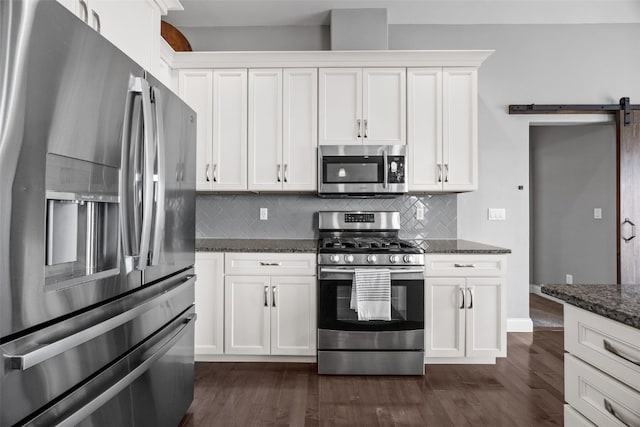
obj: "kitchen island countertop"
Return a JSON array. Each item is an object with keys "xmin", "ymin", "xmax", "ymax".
[
  {"xmin": 541, "ymin": 284, "xmax": 640, "ymax": 329},
  {"xmin": 196, "ymin": 238, "xmax": 510, "ymax": 254}
]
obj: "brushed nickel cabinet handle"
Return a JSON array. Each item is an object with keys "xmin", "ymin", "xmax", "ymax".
[
  {"xmin": 454, "ymin": 263, "xmax": 476, "ymax": 268},
  {"xmin": 205, "ymin": 164, "xmax": 211, "ymax": 182},
  {"xmin": 277, "ymin": 164, "xmax": 282, "ymax": 183},
  {"xmin": 467, "ymin": 288, "xmax": 473, "ymax": 309},
  {"xmin": 437, "ymin": 164, "xmax": 442, "ymax": 183},
  {"xmin": 364, "ymin": 119, "xmax": 368, "ymax": 138},
  {"xmin": 91, "ymin": 10, "xmax": 101, "ymax": 33},
  {"xmin": 212, "ymin": 164, "xmax": 217, "ymax": 182},
  {"xmin": 444, "ymin": 164, "xmax": 449, "ymax": 183},
  {"xmin": 356, "ymin": 119, "xmax": 362, "ymax": 138},
  {"xmin": 604, "ymin": 399, "xmax": 631, "ymax": 427},
  {"xmin": 603, "ymin": 339, "xmax": 640, "ymax": 367},
  {"xmin": 79, "ymin": 0, "xmax": 89, "ymax": 23},
  {"xmin": 284, "ymin": 164, "xmax": 288, "ymax": 183},
  {"xmin": 272, "ymin": 286, "xmax": 276, "ymax": 307},
  {"xmin": 459, "ymin": 288, "xmax": 465, "ymax": 309},
  {"xmin": 264, "ymin": 286, "xmax": 268, "ymax": 307},
  {"xmin": 260, "ymin": 262, "xmax": 281, "ymax": 267}
]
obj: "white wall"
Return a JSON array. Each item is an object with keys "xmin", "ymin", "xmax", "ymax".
[
  {"xmin": 389, "ymin": 23, "xmax": 640, "ymax": 325},
  {"xmin": 530, "ymin": 124, "xmax": 617, "ymax": 285}
]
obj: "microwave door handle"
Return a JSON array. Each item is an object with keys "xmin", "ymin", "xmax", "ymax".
[
  {"xmin": 383, "ymin": 149, "xmax": 388, "ymax": 189},
  {"xmin": 150, "ymin": 87, "xmax": 166, "ymax": 266}
]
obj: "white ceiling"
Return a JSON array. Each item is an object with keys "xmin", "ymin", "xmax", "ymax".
[{"xmin": 166, "ymin": 0, "xmax": 640, "ymax": 27}]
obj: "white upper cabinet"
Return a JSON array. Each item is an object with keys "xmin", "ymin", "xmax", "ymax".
[
  {"xmin": 57, "ymin": 0, "xmax": 162, "ymax": 73},
  {"xmin": 282, "ymin": 69, "xmax": 318, "ymax": 191},
  {"xmin": 248, "ymin": 69, "xmax": 283, "ymax": 191},
  {"xmin": 179, "ymin": 69, "xmax": 248, "ymax": 191},
  {"xmin": 249, "ymin": 68, "xmax": 317, "ymax": 191},
  {"xmin": 178, "ymin": 70, "xmax": 213, "ymax": 191},
  {"xmin": 408, "ymin": 67, "xmax": 478, "ymax": 192},
  {"xmin": 363, "ymin": 69, "xmax": 406, "ymax": 145},
  {"xmin": 212, "ymin": 69, "xmax": 248, "ymax": 190},
  {"xmin": 319, "ymin": 68, "xmax": 406, "ymax": 145},
  {"xmin": 443, "ymin": 68, "xmax": 478, "ymax": 192}
]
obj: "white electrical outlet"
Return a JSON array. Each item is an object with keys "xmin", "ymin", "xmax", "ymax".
[
  {"xmin": 566, "ymin": 274, "xmax": 573, "ymax": 284},
  {"xmin": 416, "ymin": 205, "xmax": 425, "ymax": 220},
  {"xmin": 488, "ymin": 208, "xmax": 506, "ymax": 221},
  {"xmin": 260, "ymin": 208, "xmax": 268, "ymax": 220},
  {"xmin": 594, "ymin": 208, "xmax": 602, "ymax": 219}
]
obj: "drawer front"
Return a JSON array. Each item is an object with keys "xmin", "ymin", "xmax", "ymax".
[
  {"xmin": 225, "ymin": 253, "xmax": 316, "ymax": 276},
  {"xmin": 565, "ymin": 304, "xmax": 640, "ymax": 391},
  {"xmin": 564, "ymin": 404, "xmax": 596, "ymax": 427},
  {"xmin": 565, "ymin": 354, "xmax": 640, "ymax": 427},
  {"xmin": 425, "ymin": 255, "xmax": 505, "ymax": 277}
]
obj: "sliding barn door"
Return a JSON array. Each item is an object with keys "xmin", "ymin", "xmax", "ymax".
[{"xmin": 618, "ymin": 110, "xmax": 640, "ymax": 283}]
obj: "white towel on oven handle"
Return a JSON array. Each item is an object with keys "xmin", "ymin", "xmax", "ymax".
[{"xmin": 350, "ymin": 268, "xmax": 391, "ymax": 321}]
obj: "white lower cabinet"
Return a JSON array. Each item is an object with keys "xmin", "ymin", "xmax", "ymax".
[
  {"xmin": 224, "ymin": 275, "xmax": 316, "ymax": 356},
  {"xmin": 194, "ymin": 252, "xmax": 225, "ymax": 357},
  {"xmin": 425, "ymin": 255, "xmax": 506, "ymax": 362},
  {"xmin": 564, "ymin": 304, "xmax": 640, "ymax": 426}
]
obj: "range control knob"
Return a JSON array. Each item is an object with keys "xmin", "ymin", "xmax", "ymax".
[
  {"xmin": 389, "ymin": 255, "xmax": 400, "ymax": 264},
  {"xmin": 330, "ymin": 254, "xmax": 340, "ymax": 263},
  {"xmin": 403, "ymin": 255, "xmax": 414, "ymax": 264},
  {"xmin": 367, "ymin": 255, "xmax": 378, "ymax": 264},
  {"xmin": 344, "ymin": 255, "xmax": 355, "ymax": 263}
]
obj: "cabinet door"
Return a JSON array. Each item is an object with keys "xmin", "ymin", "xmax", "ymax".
[
  {"xmin": 465, "ymin": 278, "xmax": 505, "ymax": 358},
  {"xmin": 248, "ymin": 69, "xmax": 283, "ymax": 191},
  {"xmin": 224, "ymin": 275, "xmax": 270, "ymax": 355},
  {"xmin": 283, "ymin": 69, "xmax": 318, "ymax": 191},
  {"xmin": 270, "ymin": 276, "xmax": 317, "ymax": 356},
  {"xmin": 319, "ymin": 68, "xmax": 362, "ymax": 145},
  {"xmin": 178, "ymin": 70, "xmax": 213, "ymax": 191},
  {"xmin": 89, "ymin": 0, "xmax": 159, "ymax": 71},
  {"xmin": 363, "ymin": 68, "xmax": 406, "ymax": 145},
  {"xmin": 194, "ymin": 252, "xmax": 224, "ymax": 356},
  {"xmin": 442, "ymin": 68, "xmax": 477, "ymax": 191},
  {"xmin": 425, "ymin": 278, "xmax": 465, "ymax": 358},
  {"xmin": 213, "ymin": 69, "xmax": 248, "ymax": 190},
  {"xmin": 407, "ymin": 68, "xmax": 443, "ymax": 191}
]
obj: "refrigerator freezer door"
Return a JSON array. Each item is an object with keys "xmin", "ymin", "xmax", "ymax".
[
  {"xmin": 143, "ymin": 75, "xmax": 197, "ymax": 285},
  {"xmin": 0, "ymin": 1, "xmax": 145, "ymax": 337}
]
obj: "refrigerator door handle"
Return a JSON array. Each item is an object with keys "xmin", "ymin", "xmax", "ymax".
[
  {"xmin": 3, "ymin": 275, "xmax": 196, "ymax": 371},
  {"xmin": 150, "ymin": 86, "xmax": 166, "ymax": 266},
  {"xmin": 138, "ymin": 78, "xmax": 155, "ymax": 270},
  {"xmin": 33, "ymin": 313, "xmax": 197, "ymax": 427}
]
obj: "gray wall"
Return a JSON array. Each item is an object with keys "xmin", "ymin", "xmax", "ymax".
[
  {"xmin": 180, "ymin": 26, "xmax": 329, "ymax": 51},
  {"xmin": 530, "ymin": 124, "xmax": 617, "ymax": 285},
  {"xmin": 196, "ymin": 194, "xmax": 456, "ymax": 239},
  {"xmin": 183, "ymin": 22, "xmax": 640, "ymax": 323},
  {"xmin": 330, "ymin": 9, "xmax": 388, "ymax": 50}
]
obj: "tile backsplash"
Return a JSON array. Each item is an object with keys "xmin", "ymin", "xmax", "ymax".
[{"xmin": 196, "ymin": 194, "xmax": 456, "ymax": 239}]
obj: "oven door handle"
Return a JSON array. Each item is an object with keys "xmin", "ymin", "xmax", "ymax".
[{"xmin": 320, "ymin": 267, "xmax": 425, "ymax": 274}]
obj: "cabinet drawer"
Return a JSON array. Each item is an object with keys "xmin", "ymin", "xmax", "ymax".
[
  {"xmin": 225, "ymin": 253, "xmax": 316, "ymax": 276},
  {"xmin": 425, "ymin": 255, "xmax": 505, "ymax": 277},
  {"xmin": 564, "ymin": 404, "xmax": 595, "ymax": 427},
  {"xmin": 565, "ymin": 354, "xmax": 640, "ymax": 427},
  {"xmin": 565, "ymin": 304, "xmax": 640, "ymax": 391}
]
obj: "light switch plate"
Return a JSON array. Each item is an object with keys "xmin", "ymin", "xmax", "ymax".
[
  {"xmin": 416, "ymin": 205, "xmax": 425, "ymax": 220},
  {"xmin": 260, "ymin": 208, "xmax": 268, "ymax": 220},
  {"xmin": 594, "ymin": 208, "xmax": 602, "ymax": 219},
  {"xmin": 488, "ymin": 208, "xmax": 506, "ymax": 221}
]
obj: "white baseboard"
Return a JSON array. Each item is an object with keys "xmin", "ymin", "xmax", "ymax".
[{"xmin": 507, "ymin": 317, "xmax": 534, "ymax": 332}]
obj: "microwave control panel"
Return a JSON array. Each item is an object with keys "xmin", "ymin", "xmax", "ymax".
[{"xmin": 387, "ymin": 156, "xmax": 405, "ymax": 184}]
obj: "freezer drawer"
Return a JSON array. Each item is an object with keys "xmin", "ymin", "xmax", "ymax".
[
  {"xmin": 25, "ymin": 306, "xmax": 196, "ymax": 427},
  {"xmin": 0, "ymin": 269, "xmax": 195, "ymax": 427}
]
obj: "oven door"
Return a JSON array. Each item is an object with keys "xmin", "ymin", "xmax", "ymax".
[
  {"xmin": 317, "ymin": 267, "xmax": 424, "ymax": 350},
  {"xmin": 318, "ymin": 145, "xmax": 407, "ymax": 195}
]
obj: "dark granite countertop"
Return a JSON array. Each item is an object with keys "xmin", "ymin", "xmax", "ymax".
[
  {"xmin": 196, "ymin": 239, "xmax": 318, "ymax": 253},
  {"xmin": 196, "ymin": 238, "xmax": 510, "ymax": 254},
  {"xmin": 541, "ymin": 284, "xmax": 640, "ymax": 329}
]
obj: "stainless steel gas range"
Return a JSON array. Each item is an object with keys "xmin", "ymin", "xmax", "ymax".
[{"xmin": 316, "ymin": 211, "xmax": 425, "ymax": 375}]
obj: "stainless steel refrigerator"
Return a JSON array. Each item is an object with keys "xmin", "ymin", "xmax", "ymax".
[{"xmin": 0, "ymin": 1, "xmax": 197, "ymax": 425}]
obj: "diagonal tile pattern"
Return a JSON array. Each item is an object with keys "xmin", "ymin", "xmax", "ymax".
[{"xmin": 196, "ymin": 194, "xmax": 456, "ymax": 239}]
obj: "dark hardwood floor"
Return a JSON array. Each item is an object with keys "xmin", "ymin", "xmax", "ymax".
[
  {"xmin": 179, "ymin": 329, "xmax": 564, "ymax": 426},
  {"xmin": 530, "ymin": 293, "xmax": 564, "ymax": 329}
]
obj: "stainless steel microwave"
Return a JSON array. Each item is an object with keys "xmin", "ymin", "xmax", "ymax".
[{"xmin": 318, "ymin": 145, "xmax": 407, "ymax": 197}]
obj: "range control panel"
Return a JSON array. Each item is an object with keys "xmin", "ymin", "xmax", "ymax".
[{"xmin": 344, "ymin": 213, "xmax": 375, "ymax": 223}]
